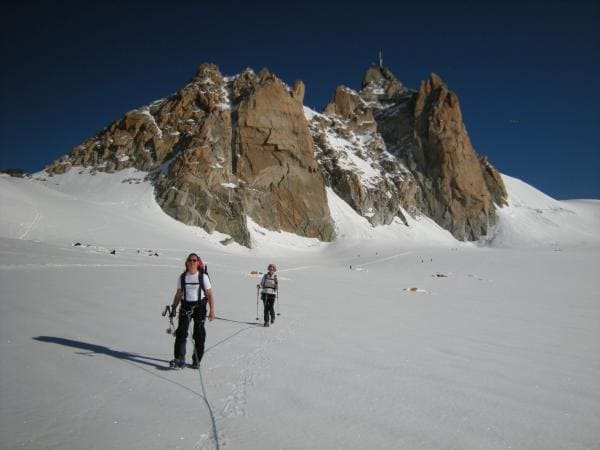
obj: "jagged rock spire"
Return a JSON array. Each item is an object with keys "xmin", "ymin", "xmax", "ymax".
[
  {"xmin": 44, "ymin": 60, "xmax": 507, "ymax": 246},
  {"xmin": 360, "ymin": 63, "xmax": 409, "ymax": 103}
]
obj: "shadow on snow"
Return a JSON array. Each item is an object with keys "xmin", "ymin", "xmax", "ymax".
[
  {"xmin": 33, "ymin": 336, "xmax": 170, "ymax": 370},
  {"xmin": 33, "ymin": 315, "xmax": 263, "ymax": 371}
]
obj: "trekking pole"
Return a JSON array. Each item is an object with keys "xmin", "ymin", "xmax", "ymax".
[
  {"xmin": 255, "ymin": 285, "xmax": 260, "ymax": 321},
  {"xmin": 276, "ymin": 289, "xmax": 280, "ymax": 316}
]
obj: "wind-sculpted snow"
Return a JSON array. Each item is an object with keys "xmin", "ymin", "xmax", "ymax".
[{"xmin": 0, "ymin": 170, "xmax": 599, "ymax": 449}]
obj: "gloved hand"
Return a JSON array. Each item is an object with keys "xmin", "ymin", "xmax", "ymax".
[{"xmin": 169, "ymin": 305, "xmax": 177, "ymax": 318}]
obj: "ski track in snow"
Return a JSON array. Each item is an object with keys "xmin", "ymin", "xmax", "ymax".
[
  {"xmin": 349, "ymin": 251, "xmax": 412, "ymax": 268},
  {"xmin": 17, "ymin": 202, "xmax": 42, "ymax": 240}
]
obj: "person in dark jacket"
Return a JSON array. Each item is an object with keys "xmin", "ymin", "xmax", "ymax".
[{"xmin": 258, "ymin": 263, "xmax": 278, "ymax": 327}]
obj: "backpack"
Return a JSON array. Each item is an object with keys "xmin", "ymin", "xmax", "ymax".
[
  {"xmin": 261, "ymin": 273, "xmax": 278, "ymax": 291},
  {"xmin": 180, "ymin": 258, "xmax": 209, "ymax": 303}
]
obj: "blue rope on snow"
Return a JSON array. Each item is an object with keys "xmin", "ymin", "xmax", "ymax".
[
  {"xmin": 193, "ymin": 341, "xmax": 220, "ymax": 450},
  {"xmin": 180, "ymin": 307, "xmax": 221, "ymax": 450}
]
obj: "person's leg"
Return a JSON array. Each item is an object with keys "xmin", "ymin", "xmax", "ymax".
[
  {"xmin": 262, "ymin": 293, "xmax": 269, "ymax": 326},
  {"xmin": 268, "ymin": 295, "xmax": 276, "ymax": 323},
  {"xmin": 174, "ymin": 309, "xmax": 190, "ymax": 363}
]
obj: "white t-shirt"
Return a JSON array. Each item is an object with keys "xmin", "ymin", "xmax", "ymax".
[{"xmin": 177, "ymin": 272, "xmax": 212, "ymax": 302}]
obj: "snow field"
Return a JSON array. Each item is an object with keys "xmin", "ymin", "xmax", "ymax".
[{"xmin": 0, "ymin": 169, "xmax": 599, "ymax": 449}]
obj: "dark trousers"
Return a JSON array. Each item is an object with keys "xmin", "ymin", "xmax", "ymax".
[
  {"xmin": 174, "ymin": 302, "xmax": 206, "ymax": 363},
  {"xmin": 262, "ymin": 293, "xmax": 276, "ymax": 323}
]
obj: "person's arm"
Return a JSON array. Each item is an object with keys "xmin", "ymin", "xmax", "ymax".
[
  {"xmin": 205, "ymin": 288, "xmax": 215, "ymax": 321},
  {"xmin": 172, "ymin": 289, "xmax": 182, "ymax": 308},
  {"xmin": 167, "ymin": 289, "xmax": 182, "ymax": 318}
]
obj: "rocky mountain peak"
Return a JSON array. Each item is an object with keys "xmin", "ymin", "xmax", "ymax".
[
  {"xmin": 311, "ymin": 65, "xmax": 508, "ymax": 241},
  {"xmin": 360, "ymin": 64, "xmax": 410, "ymax": 104},
  {"xmin": 323, "ymin": 86, "xmax": 364, "ymax": 119},
  {"xmin": 191, "ymin": 63, "xmax": 223, "ymax": 84},
  {"xmin": 407, "ymin": 72, "xmax": 508, "ymax": 239},
  {"xmin": 44, "ymin": 61, "xmax": 507, "ymax": 246},
  {"xmin": 419, "ymin": 72, "xmax": 444, "ymax": 92},
  {"xmin": 361, "ymin": 64, "xmax": 398, "ymax": 88}
]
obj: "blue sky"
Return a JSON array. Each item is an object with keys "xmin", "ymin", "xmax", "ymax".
[{"xmin": 1, "ymin": 0, "xmax": 598, "ymax": 199}]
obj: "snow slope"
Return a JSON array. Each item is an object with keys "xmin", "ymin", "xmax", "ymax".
[
  {"xmin": 489, "ymin": 175, "xmax": 600, "ymax": 249},
  {"xmin": 0, "ymin": 170, "xmax": 599, "ymax": 450}
]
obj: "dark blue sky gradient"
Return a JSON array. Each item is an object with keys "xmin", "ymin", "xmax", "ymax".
[{"xmin": 1, "ymin": 0, "xmax": 598, "ymax": 199}]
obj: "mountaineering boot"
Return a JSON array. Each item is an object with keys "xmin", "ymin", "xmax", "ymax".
[
  {"xmin": 169, "ymin": 359, "xmax": 185, "ymax": 369},
  {"xmin": 191, "ymin": 354, "xmax": 199, "ymax": 369},
  {"xmin": 264, "ymin": 321, "xmax": 269, "ymax": 327}
]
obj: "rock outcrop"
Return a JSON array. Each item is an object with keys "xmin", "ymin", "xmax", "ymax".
[
  {"xmin": 46, "ymin": 64, "xmax": 335, "ymax": 246},
  {"xmin": 312, "ymin": 86, "xmax": 414, "ymax": 227},
  {"xmin": 45, "ymin": 61, "xmax": 507, "ymax": 246},
  {"xmin": 409, "ymin": 73, "xmax": 497, "ymax": 240},
  {"xmin": 479, "ymin": 156, "xmax": 508, "ymax": 207},
  {"xmin": 311, "ymin": 65, "xmax": 507, "ymax": 241},
  {"xmin": 234, "ymin": 69, "xmax": 335, "ymax": 241}
]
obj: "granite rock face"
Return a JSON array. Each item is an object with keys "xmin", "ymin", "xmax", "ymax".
[
  {"xmin": 234, "ymin": 69, "xmax": 335, "ymax": 242},
  {"xmin": 409, "ymin": 73, "xmax": 498, "ymax": 240},
  {"xmin": 46, "ymin": 64, "xmax": 335, "ymax": 246},
  {"xmin": 45, "ymin": 61, "xmax": 507, "ymax": 245},
  {"xmin": 311, "ymin": 65, "xmax": 507, "ymax": 241}
]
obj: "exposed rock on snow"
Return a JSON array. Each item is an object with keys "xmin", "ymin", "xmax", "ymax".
[{"xmin": 45, "ymin": 62, "xmax": 509, "ymax": 246}]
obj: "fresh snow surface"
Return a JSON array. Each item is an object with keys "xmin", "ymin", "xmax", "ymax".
[
  {"xmin": 488, "ymin": 175, "xmax": 600, "ymax": 249},
  {"xmin": 1, "ymin": 169, "xmax": 599, "ymax": 450}
]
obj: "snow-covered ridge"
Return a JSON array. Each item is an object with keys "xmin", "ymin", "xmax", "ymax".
[
  {"xmin": 0, "ymin": 169, "xmax": 238, "ymax": 251},
  {"xmin": 485, "ymin": 175, "xmax": 600, "ymax": 248},
  {"xmin": 1, "ymin": 168, "xmax": 598, "ymax": 252}
]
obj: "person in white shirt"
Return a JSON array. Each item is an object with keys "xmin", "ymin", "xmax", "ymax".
[{"xmin": 168, "ymin": 253, "xmax": 215, "ymax": 369}]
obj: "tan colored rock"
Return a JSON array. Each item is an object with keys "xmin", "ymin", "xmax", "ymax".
[
  {"xmin": 324, "ymin": 86, "xmax": 362, "ymax": 119},
  {"xmin": 410, "ymin": 73, "xmax": 496, "ymax": 239},
  {"xmin": 45, "ymin": 62, "xmax": 507, "ymax": 246},
  {"xmin": 258, "ymin": 67, "xmax": 271, "ymax": 81},
  {"xmin": 235, "ymin": 77, "xmax": 335, "ymax": 241},
  {"xmin": 316, "ymin": 66, "xmax": 503, "ymax": 241},
  {"xmin": 479, "ymin": 156, "xmax": 508, "ymax": 207},
  {"xmin": 291, "ymin": 80, "xmax": 305, "ymax": 103}
]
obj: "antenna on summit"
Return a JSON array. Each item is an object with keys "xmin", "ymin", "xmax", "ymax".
[{"xmin": 378, "ymin": 51, "xmax": 383, "ymax": 68}]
